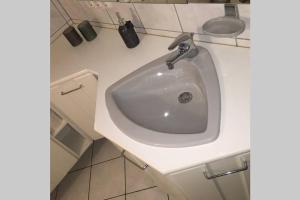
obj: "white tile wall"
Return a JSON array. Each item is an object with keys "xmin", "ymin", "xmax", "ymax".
[
  {"xmin": 175, "ymin": 3, "xmax": 224, "ymax": 34},
  {"xmin": 238, "ymin": 4, "xmax": 250, "ymax": 39},
  {"xmin": 51, "ymin": 2, "xmax": 66, "ymax": 35},
  {"xmin": 104, "ymin": 2, "xmax": 144, "ymax": 28},
  {"xmin": 194, "ymin": 34, "xmax": 237, "ymax": 46},
  {"xmin": 60, "ymin": 0, "xmax": 112, "ymax": 24},
  {"xmin": 50, "ymin": 0, "xmax": 71, "ymax": 42},
  {"xmin": 145, "ymin": 29, "xmax": 182, "ymax": 38},
  {"xmin": 72, "ymin": 19, "xmax": 116, "ymax": 29},
  {"xmin": 237, "ymin": 38, "xmax": 250, "ymax": 47},
  {"xmin": 59, "ymin": 0, "xmax": 87, "ymax": 20},
  {"xmin": 53, "ymin": 1, "xmax": 250, "ymax": 47},
  {"xmin": 52, "ymin": 0, "xmax": 71, "ymax": 22},
  {"xmin": 133, "ymin": 4, "xmax": 182, "ymax": 32}
]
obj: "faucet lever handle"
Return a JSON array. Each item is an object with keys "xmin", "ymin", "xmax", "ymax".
[{"xmin": 168, "ymin": 32, "xmax": 194, "ymax": 51}]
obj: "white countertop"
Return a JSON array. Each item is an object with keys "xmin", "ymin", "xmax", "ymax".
[{"xmin": 51, "ymin": 28, "xmax": 250, "ymax": 174}]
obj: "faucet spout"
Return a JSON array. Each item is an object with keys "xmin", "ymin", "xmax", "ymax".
[
  {"xmin": 166, "ymin": 44, "xmax": 189, "ymax": 69},
  {"xmin": 166, "ymin": 33, "xmax": 198, "ymax": 70}
]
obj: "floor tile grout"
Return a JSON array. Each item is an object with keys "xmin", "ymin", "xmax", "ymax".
[
  {"xmin": 87, "ymin": 141, "xmax": 95, "ymax": 200},
  {"xmin": 104, "ymin": 193, "xmax": 126, "ymax": 200},
  {"xmin": 126, "ymin": 186, "xmax": 158, "ymax": 195},
  {"xmin": 55, "ymin": 139, "xmax": 171, "ymax": 200},
  {"xmin": 101, "ymin": 186, "xmax": 159, "ymax": 200},
  {"xmin": 68, "ymin": 155, "xmax": 123, "ymax": 174}
]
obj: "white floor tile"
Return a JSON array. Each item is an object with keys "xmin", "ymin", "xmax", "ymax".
[
  {"xmin": 125, "ymin": 160, "xmax": 155, "ymax": 193},
  {"xmin": 92, "ymin": 139, "xmax": 122, "ymax": 164},
  {"xmin": 89, "ymin": 158, "xmax": 125, "ymax": 200},
  {"xmin": 126, "ymin": 187, "xmax": 168, "ymax": 200},
  {"xmin": 56, "ymin": 167, "xmax": 90, "ymax": 200}
]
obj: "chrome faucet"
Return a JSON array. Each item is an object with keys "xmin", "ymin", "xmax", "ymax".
[{"xmin": 166, "ymin": 32, "xmax": 199, "ymax": 70}]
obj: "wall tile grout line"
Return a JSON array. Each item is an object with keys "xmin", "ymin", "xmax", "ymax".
[
  {"xmin": 103, "ymin": 4, "xmax": 118, "ymax": 29},
  {"xmin": 56, "ymin": 0, "xmax": 74, "ymax": 25},
  {"xmin": 173, "ymin": 4, "xmax": 184, "ymax": 33},
  {"xmin": 51, "ymin": 0, "xmax": 69, "ymax": 24},
  {"xmin": 51, "ymin": 23, "xmax": 249, "ymax": 49},
  {"xmin": 50, "ymin": 21, "xmax": 68, "ymax": 38},
  {"xmin": 132, "ymin": 3, "xmax": 147, "ymax": 32},
  {"xmin": 235, "ymin": 38, "xmax": 238, "ymax": 47},
  {"xmin": 50, "ymin": 19, "xmax": 73, "ymax": 45},
  {"xmin": 67, "ymin": 17, "xmax": 250, "ymax": 47},
  {"xmin": 72, "ymin": 19, "xmax": 115, "ymax": 25},
  {"xmin": 87, "ymin": 141, "xmax": 95, "ymax": 200},
  {"xmin": 74, "ymin": 23, "xmax": 117, "ymax": 31},
  {"xmin": 235, "ymin": 45, "xmax": 250, "ymax": 49},
  {"xmin": 237, "ymin": 38, "xmax": 250, "ymax": 41}
]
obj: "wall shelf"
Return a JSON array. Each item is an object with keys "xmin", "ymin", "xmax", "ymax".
[
  {"xmin": 55, "ymin": 124, "xmax": 90, "ymax": 156},
  {"xmin": 50, "ymin": 109, "xmax": 92, "ymax": 157}
]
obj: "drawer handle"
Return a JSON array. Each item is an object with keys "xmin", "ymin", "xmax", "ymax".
[
  {"xmin": 203, "ymin": 160, "xmax": 248, "ymax": 180},
  {"xmin": 60, "ymin": 84, "xmax": 83, "ymax": 95},
  {"xmin": 122, "ymin": 150, "xmax": 148, "ymax": 170}
]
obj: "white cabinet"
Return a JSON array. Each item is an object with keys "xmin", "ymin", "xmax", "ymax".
[
  {"xmin": 169, "ymin": 152, "xmax": 250, "ymax": 200},
  {"xmin": 50, "ymin": 109, "xmax": 93, "ymax": 191},
  {"xmin": 169, "ymin": 165, "xmax": 223, "ymax": 200},
  {"xmin": 51, "ymin": 72, "xmax": 102, "ymax": 140},
  {"xmin": 205, "ymin": 153, "xmax": 250, "ymax": 200},
  {"xmin": 50, "ymin": 138, "xmax": 77, "ymax": 191}
]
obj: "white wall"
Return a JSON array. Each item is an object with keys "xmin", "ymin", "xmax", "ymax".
[
  {"xmin": 53, "ymin": 1, "xmax": 250, "ymax": 47},
  {"xmin": 50, "ymin": 0, "xmax": 71, "ymax": 42}
]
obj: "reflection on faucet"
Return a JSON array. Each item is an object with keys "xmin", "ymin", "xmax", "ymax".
[{"xmin": 166, "ymin": 33, "xmax": 199, "ymax": 70}]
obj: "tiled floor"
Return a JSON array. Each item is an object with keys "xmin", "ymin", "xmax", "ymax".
[{"xmin": 51, "ymin": 138, "xmax": 170, "ymax": 200}]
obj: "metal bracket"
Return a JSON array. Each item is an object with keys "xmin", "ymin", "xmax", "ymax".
[
  {"xmin": 225, "ymin": 4, "xmax": 240, "ymax": 18},
  {"xmin": 203, "ymin": 160, "xmax": 248, "ymax": 180},
  {"xmin": 122, "ymin": 150, "xmax": 148, "ymax": 170}
]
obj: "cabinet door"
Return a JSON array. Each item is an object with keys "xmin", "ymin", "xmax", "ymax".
[
  {"xmin": 206, "ymin": 153, "xmax": 250, "ymax": 200},
  {"xmin": 51, "ymin": 73, "xmax": 102, "ymax": 140},
  {"xmin": 73, "ymin": 73, "xmax": 97, "ymax": 115},
  {"xmin": 169, "ymin": 165, "xmax": 223, "ymax": 200},
  {"xmin": 51, "ymin": 138, "xmax": 77, "ymax": 191}
]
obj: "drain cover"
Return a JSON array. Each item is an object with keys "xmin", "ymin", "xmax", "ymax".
[{"xmin": 178, "ymin": 92, "xmax": 193, "ymax": 104}]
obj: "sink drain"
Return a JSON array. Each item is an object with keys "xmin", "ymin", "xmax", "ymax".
[{"xmin": 178, "ymin": 92, "xmax": 193, "ymax": 104}]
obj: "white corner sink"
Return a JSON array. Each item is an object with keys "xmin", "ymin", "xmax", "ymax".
[{"xmin": 105, "ymin": 46, "xmax": 221, "ymax": 148}]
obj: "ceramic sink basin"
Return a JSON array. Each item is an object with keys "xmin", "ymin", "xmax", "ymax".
[{"xmin": 105, "ymin": 46, "xmax": 221, "ymax": 147}]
